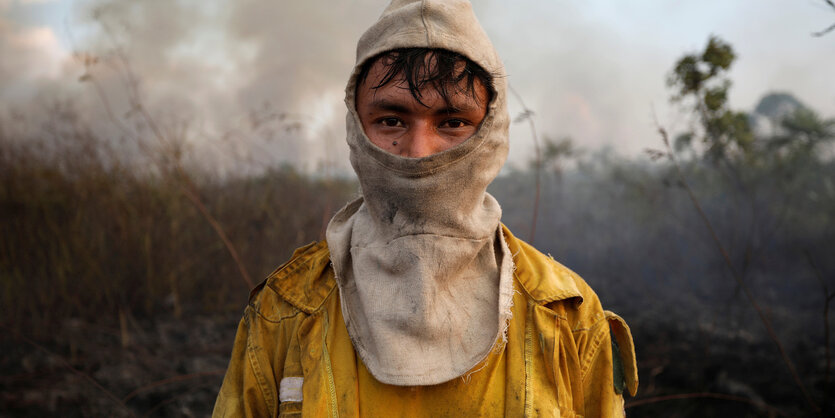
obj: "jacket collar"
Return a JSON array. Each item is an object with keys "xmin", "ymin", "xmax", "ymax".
[
  {"xmin": 501, "ymin": 225, "xmax": 584, "ymax": 305},
  {"xmin": 261, "ymin": 240, "xmax": 336, "ymax": 314}
]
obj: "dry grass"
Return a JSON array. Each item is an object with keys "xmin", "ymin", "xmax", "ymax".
[{"xmin": 0, "ymin": 110, "xmax": 355, "ymax": 335}]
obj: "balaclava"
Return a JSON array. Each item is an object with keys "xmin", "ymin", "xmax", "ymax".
[{"xmin": 326, "ymin": 0, "xmax": 513, "ymax": 386}]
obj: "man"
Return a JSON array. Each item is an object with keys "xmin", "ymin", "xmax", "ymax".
[{"xmin": 213, "ymin": 0, "xmax": 637, "ymax": 416}]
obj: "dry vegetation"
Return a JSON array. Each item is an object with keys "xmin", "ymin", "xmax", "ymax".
[
  {"xmin": 1, "ymin": 115, "xmax": 354, "ymax": 331},
  {"xmin": 0, "ymin": 106, "xmax": 355, "ymax": 415}
]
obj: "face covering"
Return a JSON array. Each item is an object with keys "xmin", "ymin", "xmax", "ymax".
[{"xmin": 326, "ymin": 0, "xmax": 514, "ymax": 386}]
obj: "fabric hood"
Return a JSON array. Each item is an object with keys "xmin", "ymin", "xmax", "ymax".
[{"xmin": 326, "ymin": 0, "xmax": 514, "ymax": 386}]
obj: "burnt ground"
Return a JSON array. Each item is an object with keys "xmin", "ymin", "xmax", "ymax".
[
  {"xmin": 1, "ymin": 312, "xmax": 240, "ymax": 417},
  {"xmin": 626, "ymin": 316, "xmax": 829, "ymax": 417},
  {"xmin": 1, "ymin": 309, "xmax": 831, "ymax": 417}
]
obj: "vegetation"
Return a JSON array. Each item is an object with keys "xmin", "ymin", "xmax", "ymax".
[{"xmin": 0, "ymin": 107, "xmax": 356, "ymax": 334}]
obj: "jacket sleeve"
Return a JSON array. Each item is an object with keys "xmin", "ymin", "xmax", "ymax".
[
  {"xmin": 212, "ymin": 277, "xmax": 307, "ymax": 418},
  {"xmin": 581, "ymin": 311, "xmax": 638, "ymax": 418},
  {"xmin": 212, "ymin": 307, "xmax": 274, "ymax": 418}
]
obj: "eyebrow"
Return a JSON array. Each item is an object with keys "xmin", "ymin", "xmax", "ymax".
[
  {"xmin": 368, "ymin": 99, "xmax": 477, "ymax": 115},
  {"xmin": 368, "ymin": 99, "xmax": 410, "ymax": 114}
]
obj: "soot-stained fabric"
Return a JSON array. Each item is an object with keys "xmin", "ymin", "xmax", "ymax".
[{"xmin": 325, "ymin": 0, "xmax": 514, "ymax": 386}]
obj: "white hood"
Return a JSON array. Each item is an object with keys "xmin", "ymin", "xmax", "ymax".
[{"xmin": 326, "ymin": 0, "xmax": 514, "ymax": 386}]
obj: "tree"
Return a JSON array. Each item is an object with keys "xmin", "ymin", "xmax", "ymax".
[{"xmin": 667, "ymin": 36, "xmax": 754, "ymax": 162}]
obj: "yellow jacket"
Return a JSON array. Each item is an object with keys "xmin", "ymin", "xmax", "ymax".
[{"xmin": 213, "ymin": 226, "xmax": 637, "ymax": 417}]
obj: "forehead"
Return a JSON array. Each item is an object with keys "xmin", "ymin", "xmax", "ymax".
[{"xmin": 357, "ymin": 56, "xmax": 489, "ymax": 108}]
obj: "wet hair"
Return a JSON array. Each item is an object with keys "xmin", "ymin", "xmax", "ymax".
[{"xmin": 356, "ymin": 48, "xmax": 495, "ymax": 107}]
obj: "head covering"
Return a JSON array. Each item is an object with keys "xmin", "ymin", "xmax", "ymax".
[{"xmin": 326, "ymin": 0, "xmax": 514, "ymax": 386}]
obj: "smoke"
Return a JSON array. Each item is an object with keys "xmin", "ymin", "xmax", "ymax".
[
  {"xmin": 1, "ymin": 0, "xmax": 384, "ymax": 175},
  {"xmin": 0, "ymin": 4, "xmax": 69, "ymax": 102},
  {"xmin": 1, "ymin": 0, "xmax": 833, "ymax": 175}
]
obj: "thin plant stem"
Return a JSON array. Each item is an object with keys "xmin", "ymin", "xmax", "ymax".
[
  {"xmin": 812, "ymin": 0, "xmax": 835, "ymax": 36},
  {"xmin": 804, "ymin": 250, "xmax": 834, "ymax": 399},
  {"xmin": 175, "ymin": 174, "xmax": 254, "ymax": 289},
  {"xmin": 121, "ymin": 369, "xmax": 225, "ymax": 403},
  {"xmin": 626, "ymin": 392, "xmax": 789, "ymax": 416},
  {"xmin": 140, "ymin": 381, "xmax": 216, "ymax": 418},
  {"xmin": 79, "ymin": 33, "xmax": 255, "ymax": 290},
  {"xmin": 509, "ymin": 85, "xmax": 541, "ymax": 243},
  {"xmin": 133, "ymin": 81, "xmax": 255, "ymax": 289}
]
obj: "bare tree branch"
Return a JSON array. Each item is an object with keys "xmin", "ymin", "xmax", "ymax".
[
  {"xmin": 813, "ymin": 0, "xmax": 835, "ymax": 36},
  {"xmin": 813, "ymin": 22, "xmax": 835, "ymax": 37}
]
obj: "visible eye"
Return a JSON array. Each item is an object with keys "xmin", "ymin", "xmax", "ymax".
[
  {"xmin": 380, "ymin": 117, "xmax": 403, "ymax": 127},
  {"xmin": 441, "ymin": 119, "xmax": 467, "ymax": 129}
]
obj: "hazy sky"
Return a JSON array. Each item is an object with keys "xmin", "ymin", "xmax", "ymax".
[{"xmin": 2, "ymin": 0, "xmax": 834, "ymax": 173}]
